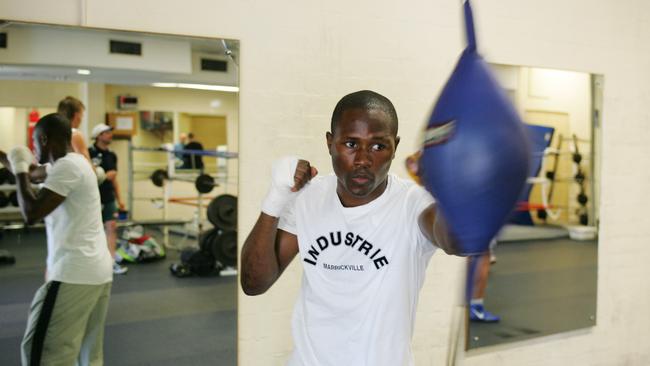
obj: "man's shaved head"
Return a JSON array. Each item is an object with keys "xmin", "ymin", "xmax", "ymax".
[{"xmin": 330, "ymin": 90, "xmax": 398, "ymax": 136}]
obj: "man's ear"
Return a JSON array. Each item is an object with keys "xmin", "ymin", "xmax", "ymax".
[
  {"xmin": 39, "ymin": 133, "xmax": 48, "ymax": 147},
  {"xmin": 393, "ymin": 136, "xmax": 401, "ymax": 158},
  {"xmin": 326, "ymin": 132, "xmax": 333, "ymax": 155}
]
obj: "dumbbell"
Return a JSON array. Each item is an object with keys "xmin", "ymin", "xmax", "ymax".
[
  {"xmin": 199, "ymin": 227, "xmax": 237, "ymax": 267},
  {"xmin": 207, "ymin": 194, "xmax": 237, "ymax": 230},
  {"xmin": 572, "ymin": 153, "xmax": 582, "ymax": 164},
  {"xmin": 545, "ymin": 171, "xmax": 555, "ymax": 181},
  {"xmin": 150, "ymin": 169, "xmax": 217, "ymax": 194},
  {"xmin": 577, "ymin": 192, "xmax": 588, "ymax": 206}
]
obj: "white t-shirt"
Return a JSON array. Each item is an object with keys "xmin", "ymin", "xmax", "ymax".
[
  {"xmin": 42, "ymin": 152, "xmax": 113, "ymax": 284},
  {"xmin": 279, "ymin": 174, "xmax": 436, "ymax": 366}
]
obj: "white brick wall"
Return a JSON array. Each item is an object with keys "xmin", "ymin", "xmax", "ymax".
[{"xmin": 2, "ymin": 0, "xmax": 649, "ymax": 365}]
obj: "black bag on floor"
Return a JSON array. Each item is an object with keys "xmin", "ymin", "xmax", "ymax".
[{"xmin": 170, "ymin": 247, "xmax": 220, "ymax": 278}]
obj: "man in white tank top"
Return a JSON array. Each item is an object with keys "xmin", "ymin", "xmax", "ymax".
[{"xmin": 241, "ymin": 90, "xmax": 460, "ymax": 366}]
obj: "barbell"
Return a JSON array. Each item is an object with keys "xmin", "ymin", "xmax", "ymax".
[
  {"xmin": 199, "ymin": 227, "xmax": 237, "ymax": 267},
  {"xmin": 207, "ymin": 194, "xmax": 237, "ymax": 230},
  {"xmin": 149, "ymin": 169, "xmax": 217, "ymax": 194},
  {"xmin": 132, "ymin": 145, "xmax": 238, "ymax": 159}
]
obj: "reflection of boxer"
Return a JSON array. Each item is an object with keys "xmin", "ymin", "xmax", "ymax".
[
  {"xmin": 469, "ymin": 239, "xmax": 500, "ymax": 322},
  {"xmin": 405, "ymin": 150, "xmax": 500, "ymax": 323},
  {"xmin": 0, "ymin": 113, "xmax": 112, "ymax": 365},
  {"xmin": 241, "ymin": 90, "xmax": 462, "ymax": 365}
]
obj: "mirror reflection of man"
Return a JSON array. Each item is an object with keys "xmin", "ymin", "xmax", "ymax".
[
  {"xmin": 57, "ymin": 96, "xmax": 92, "ymax": 164},
  {"xmin": 174, "ymin": 132, "xmax": 188, "ymax": 166},
  {"xmin": 0, "ymin": 113, "xmax": 113, "ymax": 366},
  {"xmin": 180, "ymin": 132, "xmax": 204, "ymax": 170},
  {"xmin": 89, "ymin": 124, "xmax": 128, "ymax": 275}
]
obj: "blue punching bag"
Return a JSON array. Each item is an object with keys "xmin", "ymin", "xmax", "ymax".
[{"xmin": 420, "ymin": 0, "xmax": 530, "ymax": 255}]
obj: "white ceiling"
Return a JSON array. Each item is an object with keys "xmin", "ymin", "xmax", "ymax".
[{"xmin": 0, "ymin": 21, "xmax": 239, "ymax": 87}]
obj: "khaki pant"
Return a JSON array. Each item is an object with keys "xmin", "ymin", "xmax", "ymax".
[{"xmin": 21, "ymin": 281, "xmax": 112, "ymax": 366}]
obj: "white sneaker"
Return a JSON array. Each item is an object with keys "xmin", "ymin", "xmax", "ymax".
[{"xmin": 113, "ymin": 262, "xmax": 128, "ymax": 275}]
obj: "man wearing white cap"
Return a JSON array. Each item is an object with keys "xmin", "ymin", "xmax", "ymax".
[{"xmin": 89, "ymin": 124, "xmax": 128, "ymax": 275}]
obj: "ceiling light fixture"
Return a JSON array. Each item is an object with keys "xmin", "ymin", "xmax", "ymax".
[
  {"xmin": 151, "ymin": 82, "xmax": 239, "ymax": 93},
  {"xmin": 77, "ymin": 69, "xmax": 91, "ymax": 75}
]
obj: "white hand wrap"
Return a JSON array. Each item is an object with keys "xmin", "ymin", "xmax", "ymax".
[
  {"xmin": 261, "ymin": 156, "xmax": 299, "ymax": 217},
  {"xmin": 8, "ymin": 146, "xmax": 34, "ymax": 175},
  {"xmin": 95, "ymin": 166, "xmax": 106, "ymax": 184}
]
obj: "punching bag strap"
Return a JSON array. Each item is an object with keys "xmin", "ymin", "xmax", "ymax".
[{"xmin": 463, "ymin": 0, "xmax": 477, "ymax": 52}]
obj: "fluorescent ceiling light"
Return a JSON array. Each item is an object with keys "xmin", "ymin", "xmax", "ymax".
[
  {"xmin": 150, "ymin": 82, "xmax": 239, "ymax": 93},
  {"xmin": 77, "ymin": 69, "xmax": 91, "ymax": 75},
  {"xmin": 151, "ymin": 82, "xmax": 177, "ymax": 88}
]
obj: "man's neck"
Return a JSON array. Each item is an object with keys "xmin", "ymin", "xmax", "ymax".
[
  {"xmin": 95, "ymin": 141, "xmax": 109, "ymax": 150},
  {"xmin": 50, "ymin": 146, "xmax": 73, "ymax": 163},
  {"xmin": 337, "ymin": 178, "xmax": 389, "ymax": 208}
]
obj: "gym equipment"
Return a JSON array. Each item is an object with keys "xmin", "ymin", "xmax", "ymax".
[
  {"xmin": 200, "ymin": 228, "xmax": 237, "ymax": 267},
  {"xmin": 150, "ymin": 169, "xmax": 168, "ymax": 187},
  {"xmin": 420, "ymin": 0, "xmax": 530, "ymax": 255},
  {"xmin": 544, "ymin": 134, "xmax": 563, "ymax": 212},
  {"xmin": 577, "ymin": 192, "xmax": 588, "ymax": 205},
  {"xmin": 133, "ymin": 145, "xmax": 238, "ymax": 158},
  {"xmin": 510, "ymin": 124, "xmax": 555, "ymax": 226},
  {"xmin": 171, "ymin": 244, "xmax": 224, "ymax": 277},
  {"xmin": 572, "ymin": 135, "xmax": 592, "ymax": 227},
  {"xmin": 207, "ymin": 194, "xmax": 237, "ymax": 230},
  {"xmin": 9, "ymin": 191, "xmax": 18, "ymax": 207},
  {"xmin": 194, "ymin": 174, "xmax": 216, "ymax": 194},
  {"xmin": 211, "ymin": 230, "xmax": 237, "ymax": 267},
  {"xmin": 572, "ymin": 153, "xmax": 582, "ymax": 164},
  {"xmin": 149, "ymin": 169, "xmax": 218, "ymax": 193},
  {"xmin": 0, "ymin": 192, "xmax": 9, "ymax": 208}
]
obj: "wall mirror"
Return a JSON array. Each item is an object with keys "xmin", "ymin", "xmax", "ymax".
[
  {"xmin": 466, "ymin": 64, "xmax": 601, "ymax": 349},
  {"xmin": 0, "ymin": 21, "xmax": 239, "ymax": 365}
]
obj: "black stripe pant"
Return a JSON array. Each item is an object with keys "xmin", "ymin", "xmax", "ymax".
[{"xmin": 21, "ymin": 281, "xmax": 112, "ymax": 366}]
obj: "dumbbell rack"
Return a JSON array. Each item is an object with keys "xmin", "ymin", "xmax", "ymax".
[{"xmin": 533, "ymin": 134, "xmax": 592, "ymax": 225}]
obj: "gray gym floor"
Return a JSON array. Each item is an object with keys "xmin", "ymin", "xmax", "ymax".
[
  {"xmin": 0, "ymin": 228, "xmax": 236, "ymax": 366},
  {"xmin": 468, "ymin": 237, "xmax": 598, "ymax": 349}
]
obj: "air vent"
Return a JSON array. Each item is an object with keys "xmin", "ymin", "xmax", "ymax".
[
  {"xmin": 110, "ymin": 40, "xmax": 141, "ymax": 55},
  {"xmin": 0, "ymin": 33, "xmax": 6, "ymax": 49},
  {"xmin": 201, "ymin": 58, "xmax": 228, "ymax": 72}
]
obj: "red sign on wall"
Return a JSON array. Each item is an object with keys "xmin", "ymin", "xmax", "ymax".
[{"xmin": 28, "ymin": 109, "xmax": 40, "ymax": 151}]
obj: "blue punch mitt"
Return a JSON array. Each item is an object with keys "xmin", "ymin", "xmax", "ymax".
[{"xmin": 421, "ymin": 0, "xmax": 530, "ymax": 255}]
